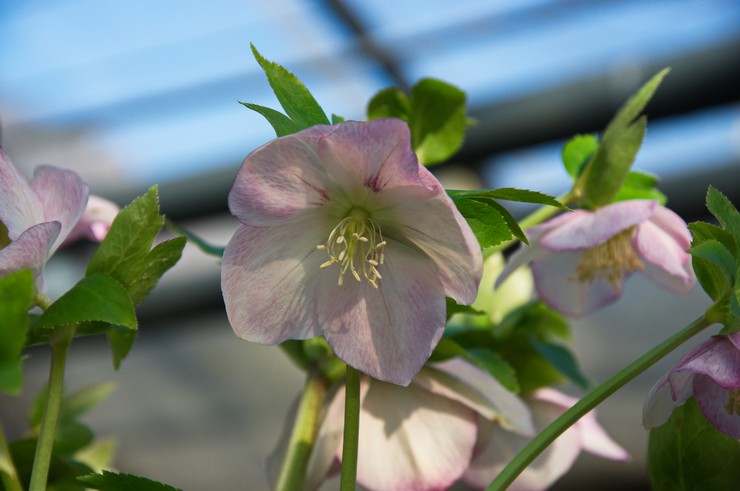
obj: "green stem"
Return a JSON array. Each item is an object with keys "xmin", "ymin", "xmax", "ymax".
[
  {"xmin": 275, "ymin": 371, "xmax": 328, "ymax": 491},
  {"xmin": 0, "ymin": 420, "xmax": 24, "ymax": 491},
  {"xmin": 486, "ymin": 314, "xmax": 714, "ymax": 491},
  {"xmin": 28, "ymin": 325, "xmax": 75, "ymax": 491},
  {"xmin": 339, "ymin": 365, "xmax": 361, "ymax": 491}
]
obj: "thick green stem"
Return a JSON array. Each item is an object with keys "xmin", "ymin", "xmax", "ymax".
[
  {"xmin": 275, "ymin": 371, "xmax": 328, "ymax": 491},
  {"xmin": 339, "ymin": 365, "xmax": 361, "ymax": 491},
  {"xmin": 0, "ymin": 420, "xmax": 24, "ymax": 491},
  {"xmin": 28, "ymin": 324, "xmax": 75, "ymax": 491},
  {"xmin": 486, "ymin": 314, "xmax": 714, "ymax": 491}
]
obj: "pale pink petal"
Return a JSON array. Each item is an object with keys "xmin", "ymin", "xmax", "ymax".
[
  {"xmin": 0, "ymin": 222, "xmax": 61, "ymax": 288},
  {"xmin": 221, "ymin": 211, "xmax": 332, "ymax": 344},
  {"xmin": 318, "ymin": 241, "xmax": 446, "ymax": 386},
  {"xmin": 648, "ymin": 205, "xmax": 692, "ymax": 250},
  {"xmin": 530, "ymin": 251, "xmax": 623, "ymax": 317},
  {"xmin": 63, "ymin": 195, "xmax": 119, "ymax": 245},
  {"xmin": 375, "ymin": 191, "xmax": 482, "ymax": 305},
  {"xmin": 30, "ymin": 165, "xmax": 89, "ymax": 253},
  {"xmin": 692, "ymin": 375, "xmax": 740, "ymax": 438},
  {"xmin": 541, "ymin": 200, "xmax": 656, "ymax": 251},
  {"xmin": 0, "ymin": 147, "xmax": 44, "ymax": 239},
  {"xmin": 354, "ymin": 379, "xmax": 477, "ymax": 491},
  {"xmin": 634, "ymin": 220, "xmax": 694, "ymax": 294}
]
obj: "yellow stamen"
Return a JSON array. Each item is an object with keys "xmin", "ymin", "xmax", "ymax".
[
  {"xmin": 573, "ymin": 227, "xmax": 644, "ymax": 287},
  {"xmin": 317, "ymin": 208, "xmax": 386, "ymax": 288}
]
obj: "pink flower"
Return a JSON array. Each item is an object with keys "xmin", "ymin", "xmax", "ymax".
[
  {"xmin": 221, "ymin": 119, "xmax": 482, "ymax": 385},
  {"xmin": 268, "ymin": 359, "xmax": 534, "ymax": 491},
  {"xmin": 498, "ymin": 200, "xmax": 695, "ymax": 317},
  {"xmin": 464, "ymin": 388, "xmax": 630, "ymax": 491},
  {"xmin": 63, "ymin": 195, "xmax": 120, "ymax": 245},
  {"xmin": 643, "ymin": 333, "xmax": 740, "ymax": 438},
  {"xmin": 0, "ymin": 148, "xmax": 90, "ymax": 288}
]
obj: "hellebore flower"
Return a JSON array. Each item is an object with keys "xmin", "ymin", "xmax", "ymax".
[
  {"xmin": 464, "ymin": 388, "xmax": 630, "ymax": 491},
  {"xmin": 63, "ymin": 195, "xmax": 120, "ymax": 245},
  {"xmin": 498, "ymin": 200, "xmax": 695, "ymax": 317},
  {"xmin": 643, "ymin": 333, "xmax": 740, "ymax": 438},
  {"xmin": 0, "ymin": 148, "xmax": 90, "ymax": 287},
  {"xmin": 221, "ymin": 119, "xmax": 482, "ymax": 385},
  {"xmin": 268, "ymin": 358, "xmax": 534, "ymax": 491}
]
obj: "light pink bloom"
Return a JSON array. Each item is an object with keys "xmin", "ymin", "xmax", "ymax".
[
  {"xmin": 498, "ymin": 200, "xmax": 695, "ymax": 317},
  {"xmin": 221, "ymin": 119, "xmax": 482, "ymax": 385},
  {"xmin": 464, "ymin": 388, "xmax": 630, "ymax": 491},
  {"xmin": 643, "ymin": 333, "xmax": 740, "ymax": 438},
  {"xmin": 268, "ymin": 359, "xmax": 534, "ymax": 491},
  {"xmin": 63, "ymin": 195, "xmax": 120, "ymax": 245},
  {"xmin": 0, "ymin": 148, "xmax": 89, "ymax": 288}
]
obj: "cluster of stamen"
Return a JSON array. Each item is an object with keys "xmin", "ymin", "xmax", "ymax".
[
  {"xmin": 573, "ymin": 227, "xmax": 644, "ymax": 287},
  {"xmin": 316, "ymin": 209, "xmax": 386, "ymax": 288},
  {"xmin": 725, "ymin": 389, "xmax": 740, "ymax": 416}
]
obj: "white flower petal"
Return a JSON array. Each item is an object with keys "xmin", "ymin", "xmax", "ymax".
[
  {"xmin": 0, "ymin": 222, "xmax": 61, "ymax": 289},
  {"xmin": 0, "ymin": 148, "xmax": 44, "ymax": 239},
  {"xmin": 634, "ymin": 220, "xmax": 694, "ymax": 294}
]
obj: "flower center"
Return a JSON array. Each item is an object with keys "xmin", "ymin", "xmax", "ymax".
[
  {"xmin": 572, "ymin": 227, "xmax": 644, "ymax": 287},
  {"xmin": 316, "ymin": 208, "xmax": 386, "ymax": 288},
  {"xmin": 725, "ymin": 389, "xmax": 740, "ymax": 416}
]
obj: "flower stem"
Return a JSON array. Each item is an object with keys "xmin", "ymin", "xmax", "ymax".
[
  {"xmin": 339, "ymin": 365, "xmax": 361, "ymax": 491},
  {"xmin": 0, "ymin": 419, "xmax": 24, "ymax": 491},
  {"xmin": 28, "ymin": 324, "xmax": 75, "ymax": 491},
  {"xmin": 275, "ymin": 371, "xmax": 328, "ymax": 491},
  {"xmin": 486, "ymin": 314, "xmax": 714, "ymax": 491}
]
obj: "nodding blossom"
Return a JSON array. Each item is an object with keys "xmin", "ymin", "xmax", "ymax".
[{"xmin": 221, "ymin": 119, "xmax": 482, "ymax": 385}]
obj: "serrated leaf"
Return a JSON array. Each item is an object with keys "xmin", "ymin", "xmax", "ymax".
[
  {"xmin": 562, "ymin": 134, "xmax": 598, "ymax": 179},
  {"xmin": 0, "ymin": 269, "xmax": 33, "ymax": 393},
  {"xmin": 706, "ymin": 186, "xmax": 740, "ymax": 252},
  {"xmin": 239, "ymin": 102, "xmax": 302, "ymax": 137},
  {"xmin": 689, "ymin": 222, "xmax": 736, "ymax": 301},
  {"xmin": 409, "ymin": 78, "xmax": 467, "ymax": 165},
  {"xmin": 34, "ymin": 274, "xmax": 136, "ymax": 331},
  {"xmin": 125, "ymin": 237, "xmax": 186, "ymax": 305},
  {"xmin": 78, "ymin": 470, "xmax": 183, "ymax": 491},
  {"xmin": 477, "ymin": 198, "xmax": 527, "ymax": 244},
  {"xmin": 448, "ymin": 188, "xmax": 567, "ymax": 209},
  {"xmin": 366, "ymin": 87, "xmax": 410, "ymax": 121},
  {"xmin": 530, "ymin": 338, "xmax": 590, "ymax": 389},
  {"xmin": 648, "ymin": 397, "xmax": 740, "ymax": 491},
  {"xmin": 451, "ymin": 197, "xmax": 512, "ymax": 248},
  {"xmin": 250, "ymin": 44, "xmax": 329, "ymax": 129},
  {"xmin": 689, "ymin": 240, "xmax": 736, "ymax": 281}
]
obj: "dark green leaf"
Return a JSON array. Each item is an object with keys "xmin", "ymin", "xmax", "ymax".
[
  {"xmin": 451, "ymin": 197, "xmax": 512, "ymax": 248},
  {"xmin": 0, "ymin": 359, "xmax": 23, "ymax": 395},
  {"xmin": 106, "ymin": 327, "xmax": 137, "ymax": 370},
  {"xmin": 53, "ymin": 421, "xmax": 93, "ymax": 455},
  {"xmin": 34, "ymin": 274, "xmax": 136, "ymax": 331},
  {"xmin": 562, "ymin": 134, "xmax": 598, "ymax": 179},
  {"xmin": 238, "ymin": 102, "xmax": 302, "ymax": 137},
  {"xmin": 689, "ymin": 240, "xmax": 736, "ymax": 281},
  {"xmin": 445, "ymin": 297, "xmax": 485, "ymax": 321},
  {"xmin": 409, "ymin": 78, "xmax": 467, "ymax": 165},
  {"xmin": 250, "ymin": 44, "xmax": 329, "ymax": 129},
  {"xmin": 648, "ymin": 397, "xmax": 740, "ymax": 491},
  {"xmin": 165, "ymin": 219, "xmax": 224, "ymax": 257},
  {"xmin": 366, "ymin": 87, "xmax": 410, "ymax": 121},
  {"xmin": 477, "ymin": 198, "xmax": 528, "ymax": 244},
  {"xmin": 530, "ymin": 338, "xmax": 590, "ymax": 389},
  {"xmin": 465, "ymin": 347, "xmax": 519, "ymax": 393},
  {"xmin": 331, "ymin": 113, "xmax": 345, "ymax": 124},
  {"xmin": 0, "ymin": 270, "xmax": 33, "ymax": 394},
  {"xmin": 78, "ymin": 471, "xmax": 183, "ymax": 491},
  {"xmin": 689, "ymin": 222, "xmax": 736, "ymax": 301},
  {"xmin": 706, "ymin": 186, "xmax": 740, "ymax": 252}
]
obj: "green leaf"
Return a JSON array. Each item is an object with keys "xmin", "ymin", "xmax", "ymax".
[
  {"xmin": 432, "ymin": 338, "xmax": 519, "ymax": 392},
  {"xmin": 689, "ymin": 240, "xmax": 736, "ymax": 281},
  {"xmin": 331, "ymin": 113, "xmax": 345, "ymax": 125},
  {"xmin": 614, "ymin": 169, "xmax": 668, "ymax": 204},
  {"xmin": 239, "ymin": 102, "xmax": 302, "ymax": 137},
  {"xmin": 648, "ymin": 397, "xmax": 740, "ymax": 491},
  {"xmin": 366, "ymin": 87, "xmax": 410, "ymax": 121},
  {"xmin": 530, "ymin": 338, "xmax": 590, "ymax": 390},
  {"xmin": 59, "ymin": 382, "xmax": 116, "ymax": 424},
  {"xmin": 34, "ymin": 274, "xmax": 136, "ymax": 331},
  {"xmin": 124, "ymin": 237, "xmax": 186, "ymax": 305},
  {"xmin": 250, "ymin": 44, "xmax": 329, "ymax": 129},
  {"xmin": 451, "ymin": 197, "xmax": 512, "ymax": 248},
  {"xmin": 447, "ymin": 188, "xmax": 568, "ymax": 209},
  {"xmin": 689, "ymin": 222, "xmax": 736, "ymax": 301},
  {"xmin": 409, "ymin": 78, "xmax": 467, "ymax": 165},
  {"xmin": 706, "ymin": 186, "xmax": 740, "ymax": 252},
  {"xmin": 78, "ymin": 470, "xmax": 183, "ymax": 491},
  {"xmin": 562, "ymin": 134, "xmax": 598, "ymax": 179},
  {"xmin": 106, "ymin": 327, "xmax": 137, "ymax": 370},
  {"xmin": 0, "ymin": 269, "xmax": 33, "ymax": 394},
  {"xmin": 479, "ymin": 199, "xmax": 528, "ymax": 244},
  {"xmin": 609, "ymin": 68, "xmax": 670, "ymax": 132}
]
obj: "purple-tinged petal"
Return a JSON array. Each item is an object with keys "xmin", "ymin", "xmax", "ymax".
[
  {"xmin": 30, "ymin": 165, "xmax": 89, "ymax": 253},
  {"xmin": 634, "ymin": 220, "xmax": 694, "ymax": 294},
  {"xmin": 648, "ymin": 204, "xmax": 692, "ymax": 250},
  {"xmin": 530, "ymin": 251, "xmax": 623, "ymax": 317},
  {"xmin": 642, "ymin": 371, "xmax": 694, "ymax": 429},
  {"xmin": 679, "ymin": 335, "xmax": 740, "ymax": 389},
  {"xmin": 63, "ymin": 195, "xmax": 119, "ymax": 245},
  {"xmin": 540, "ymin": 200, "xmax": 656, "ymax": 251},
  {"xmin": 692, "ymin": 374, "xmax": 740, "ymax": 439},
  {"xmin": 221, "ymin": 210, "xmax": 332, "ymax": 344},
  {"xmin": 355, "ymin": 379, "xmax": 477, "ymax": 491},
  {"xmin": 0, "ymin": 222, "xmax": 61, "ymax": 289},
  {"xmin": 318, "ymin": 241, "xmax": 446, "ymax": 386},
  {"xmin": 0, "ymin": 148, "xmax": 44, "ymax": 239}
]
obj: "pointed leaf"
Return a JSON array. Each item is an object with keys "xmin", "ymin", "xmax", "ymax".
[
  {"xmin": 689, "ymin": 240, "xmax": 736, "ymax": 281},
  {"xmin": 476, "ymin": 198, "xmax": 528, "ymax": 244},
  {"xmin": 562, "ymin": 134, "xmax": 598, "ymax": 179},
  {"xmin": 250, "ymin": 44, "xmax": 329, "ymax": 129},
  {"xmin": 608, "ymin": 67, "xmax": 670, "ymax": 132},
  {"xmin": 530, "ymin": 338, "xmax": 590, "ymax": 390},
  {"xmin": 706, "ymin": 186, "xmax": 740, "ymax": 252},
  {"xmin": 239, "ymin": 102, "xmax": 302, "ymax": 137},
  {"xmin": 106, "ymin": 327, "xmax": 137, "ymax": 370},
  {"xmin": 124, "ymin": 237, "xmax": 186, "ymax": 305},
  {"xmin": 689, "ymin": 222, "xmax": 736, "ymax": 301},
  {"xmin": 451, "ymin": 197, "xmax": 512, "ymax": 248},
  {"xmin": 409, "ymin": 78, "xmax": 467, "ymax": 165},
  {"xmin": 447, "ymin": 188, "xmax": 567, "ymax": 209},
  {"xmin": 78, "ymin": 470, "xmax": 183, "ymax": 491}
]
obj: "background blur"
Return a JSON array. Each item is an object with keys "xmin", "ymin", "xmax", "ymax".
[{"xmin": 1, "ymin": 1, "xmax": 739, "ymax": 490}]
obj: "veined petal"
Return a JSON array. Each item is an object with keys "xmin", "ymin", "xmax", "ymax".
[
  {"xmin": 376, "ymin": 192, "xmax": 482, "ymax": 305},
  {"xmin": 530, "ymin": 251, "xmax": 623, "ymax": 317},
  {"xmin": 648, "ymin": 204, "xmax": 692, "ymax": 250},
  {"xmin": 634, "ymin": 220, "xmax": 694, "ymax": 294},
  {"xmin": 318, "ymin": 240, "xmax": 447, "ymax": 386},
  {"xmin": 221, "ymin": 210, "xmax": 332, "ymax": 344},
  {"xmin": 541, "ymin": 200, "xmax": 656, "ymax": 251},
  {"xmin": 354, "ymin": 379, "xmax": 477, "ymax": 491},
  {"xmin": 679, "ymin": 335, "xmax": 740, "ymax": 389},
  {"xmin": 0, "ymin": 221, "xmax": 60, "ymax": 288},
  {"xmin": 30, "ymin": 165, "xmax": 89, "ymax": 253},
  {"xmin": 692, "ymin": 375, "xmax": 740, "ymax": 438},
  {"xmin": 0, "ymin": 148, "xmax": 44, "ymax": 239}
]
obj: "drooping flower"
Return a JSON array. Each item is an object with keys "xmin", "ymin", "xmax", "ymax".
[
  {"xmin": 643, "ymin": 333, "xmax": 740, "ymax": 438},
  {"xmin": 498, "ymin": 200, "xmax": 695, "ymax": 317},
  {"xmin": 463, "ymin": 388, "xmax": 630, "ymax": 491},
  {"xmin": 0, "ymin": 147, "xmax": 91, "ymax": 288},
  {"xmin": 63, "ymin": 195, "xmax": 120, "ymax": 245},
  {"xmin": 221, "ymin": 119, "xmax": 482, "ymax": 385},
  {"xmin": 267, "ymin": 358, "xmax": 534, "ymax": 491}
]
